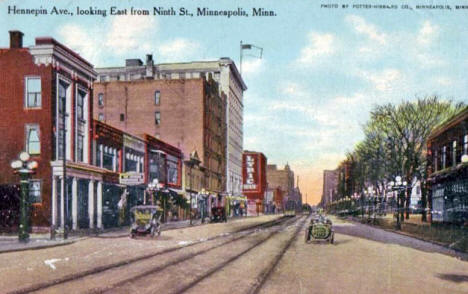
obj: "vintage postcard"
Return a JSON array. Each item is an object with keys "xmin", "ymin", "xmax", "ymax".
[{"xmin": 0, "ymin": 0, "xmax": 467, "ymax": 293}]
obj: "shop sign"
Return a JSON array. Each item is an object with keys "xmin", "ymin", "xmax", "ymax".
[
  {"xmin": 119, "ymin": 172, "xmax": 144, "ymax": 186},
  {"xmin": 123, "ymin": 134, "xmax": 145, "ymax": 153},
  {"xmin": 243, "ymin": 155, "xmax": 258, "ymax": 190}
]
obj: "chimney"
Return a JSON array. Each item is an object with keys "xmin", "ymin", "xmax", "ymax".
[
  {"xmin": 9, "ymin": 30, "xmax": 24, "ymax": 49},
  {"xmin": 145, "ymin": 54, "xmax": 154, "ymax": 78}
]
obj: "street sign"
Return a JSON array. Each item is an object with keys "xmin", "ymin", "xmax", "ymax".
[{"xmin": 119, "ymin": 172, "xmax": 144, "ymax": 186}]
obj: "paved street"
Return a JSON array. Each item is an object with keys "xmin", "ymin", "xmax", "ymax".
[{"xmin": 1, "ymin": 214, "xmax": 467, "ymax": 294}]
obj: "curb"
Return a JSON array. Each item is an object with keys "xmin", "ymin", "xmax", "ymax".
[
  {"xmin": 0, "ymin": 238, "xmax": 82, "ymax": 254},
  {"xmin": 342, "ymin": 216, "xmax": 468, "ymax": 261}
]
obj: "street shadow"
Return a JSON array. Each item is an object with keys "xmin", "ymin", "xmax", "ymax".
[
  {"xmin": 333, "ymin": 223, "xmax": 468, "ymax": 261},
  {"xmin": 333, "ymin": 239, "xmax": 352, "ymax": 246},
  {"xmin": 436, "ymin": 273, "xmax": 468, "ymax": 283}
]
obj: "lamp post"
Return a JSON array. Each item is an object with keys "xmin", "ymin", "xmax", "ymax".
[
  {"xmin": 199, "ymin": 188, "xmax": 207, "ymax": 223},
  {"xmin": 388, "ymin": 176, "xmax": 407, "ymax": 230},
  {"xmin": 185, "ymin": 152, "xmax": 201, "ymax": 225},
  {"xmin": 11, "ymin": 151, "xmax": 38, "ymax": 242}
]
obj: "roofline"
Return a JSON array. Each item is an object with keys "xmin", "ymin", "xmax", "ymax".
[
  {"xmin": 428, "ymin": 106, "xmax": 468, "ymax": 141},
  {"xmin": 34, "ymin": 37, "xmax": 94, "ymax": 68}
]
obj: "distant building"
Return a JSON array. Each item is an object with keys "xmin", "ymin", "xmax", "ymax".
[
  {"xmin": 321, "ymin": 169, "xmax": 338, "ymax": 206},
  {"xmin": 427, "ymin": 106, "xmax": 468, "ymax": 224},
  {"xmin": 266, "ymin": 163, "xmax": 295, "ymax": 207}
]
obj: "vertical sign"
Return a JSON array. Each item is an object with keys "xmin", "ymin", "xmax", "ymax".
[{"xmin": 243, "ymin": 154, "xmax": 258, "ymax": 190}]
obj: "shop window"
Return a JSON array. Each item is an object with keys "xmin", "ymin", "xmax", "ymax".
[
  {"xmin": 464, "ymin": 135, "xmax": 468, "ymax": 156},
  {"xmin": 25, "ymin": 77, "xmax": 41, "ymax": 108},
  {"xmin": 26, "ymin": 124, "xmax": 40, "ymax": 155},
  {"xmin": 29, "ymin": 180, "xmax": 41, "ymax": 203}
]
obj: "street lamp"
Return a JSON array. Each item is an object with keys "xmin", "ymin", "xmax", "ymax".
[
  {"xmin": 185, "ymin": 152, "xmax": 201, "ymax": 225},
  {"xmin": 388, "ymin": 176, "xmax": 407, "ymax": 230},
  {"xmin": 11, "ymin": 151, "xmax": 38, "ymax": 242}
]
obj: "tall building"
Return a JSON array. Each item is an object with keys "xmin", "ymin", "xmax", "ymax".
[
  {"xmin": 321, "ymin": 169, "xmax": 338, "ymax": 206},
  {"xmin": 95, "ymin": 56, "xmax": 247, "ymax": 196},
  {"xmin": 94, "ymin": 59, "xmax": 227, "ymax": 194}
]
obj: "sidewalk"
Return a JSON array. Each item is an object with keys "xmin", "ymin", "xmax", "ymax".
[
  {"xmin": 342, "ymin": 214, "xmax": 468, "ymax": 254},
  {"xmin": 0, "ymin": 217, "xmax": 210, "ymax": 253}
]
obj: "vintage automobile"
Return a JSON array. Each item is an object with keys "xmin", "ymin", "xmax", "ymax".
[
  {"xmin": 129, "ymin": 205, "xmax": 162, "ymax": 238},
  {"xmin": 210, "ymin": 194, "xmax": 227, "ymax": 223},
  {"xmin": 305, "ymin": 214, "xmax": 334, "ymax": 244}
]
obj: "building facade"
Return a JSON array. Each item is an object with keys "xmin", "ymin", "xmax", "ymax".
[
  {"xmin": 266, "ymin": 164, "xmax": 295, "ymax": 206},
  {"xmin": 0, "ymin": 31, "xmax": 98, "ymax": 229},
  {"xmin": 94, "ymin": 58, "xmax": 227, "ymax": 194},
  {"xmin": 95, "ymin": 56, "xmax": 246, "ymax": 197},
  {"xmin": 321, "ymin": 169, "xmax": 338, "ymax": 206},
  {"xmin": 427, "ymin": 107, "xmax": 468, "ymax": 224},
  {"xmin": 0, "ymin": 32, "xmax": 184, "ymax": 231}
]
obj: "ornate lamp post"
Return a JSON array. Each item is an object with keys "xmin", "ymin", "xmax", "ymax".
[
  {"xmin": 11, "ymin": 152, "xmax": 38, "ymax": 242},
  {"xmin": 388, "ymin": 176, "xmax": 407, "ymax": 230}
]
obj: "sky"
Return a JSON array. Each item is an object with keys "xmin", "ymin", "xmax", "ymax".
[{"xmin": 1, "ymin": 0, "xmax": 467, "ymax": 204}]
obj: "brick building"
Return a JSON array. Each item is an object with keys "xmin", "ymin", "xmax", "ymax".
[
  {"xmin": 94, "ymin": 58, "xmax": 227, "ymax": 195},
  {"xmin": 266, "ymin": 164, "xmax": 294, "ymax": 200},
  {"xmin": 0, "ymin": 31, "xmax": 183, "ymax": 231},
  {"xmin": 95, "ymin": 56, "xmax": 244, "ymax": 196},
  {"xmin": 0, "ymin": 31, "xmax": 97, "ymax": 229},
  {"xmin": 427, "ymin": 106, "xmax": 468, "ymax": 224}
]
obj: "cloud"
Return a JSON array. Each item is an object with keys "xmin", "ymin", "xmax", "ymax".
[
  {"xmin": 105, "ymin": 15, "xmax": 156, "ymax": 55},
  {"xmin": 241, "ymin": 59, "xmax": 264, "ymax": 76},
  {"xmin": 297, "ymin": 32, "xmax": 336, "ymax": 65},
  {"xmin": 158, "ymin": 38, "xmax": 201, "ymax": 62},
  {"xmin": 58, "ymin": 24, "xmax": 101, "ymax": 65},
  {"xmin": 417, "ymin": 20, "xmax": 439, "ymax": 46},
  {"xmin": 346, "ymin": 15, "xmax": 387, "ymax": 45},
  {"xmin": 356, "ymin": 69, "xmax": 402, "ymax": 92}
]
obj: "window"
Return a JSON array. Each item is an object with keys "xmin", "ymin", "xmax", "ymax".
[
  {"xmin": 98, "ymin": 113, "xmax": 104, "ymax": 121},
  {"xmin": 77, "ymin": 134, "xmax": 84, "ymax": 162},
  {"xmin": 98, "ymin": 93, "xmax": 104, "ymax": 106},
  {"xmin": 464, "ymin": 135, "xmax": 468, "ymax": 155},
  {"xmin": 154, "ymin": 90, "xmax": 160, "ymax": 105},
  {"xmin": 120, "ymin": 113, "xmax": 125, "ymax": 121},
  {"xmin": 77, "ymin": 90, "xmax": 85, "ymax": 120},
  {"xmin": 155, "ymin": 111, "xmax": 161, "ymax": 125},
  {"xmin": 96, "ymin": 144, "xmax": 102, "ymax": 167},
  {"xmin": 442, "ymin": 146, "xmax": 447, "ymax": 169},
  {"xmin": 29, "ymin": 180, "xmax": 41, "ymax": 203},
  {"xmin": 26, "ymin": 125, "xmax": 40, "ymax": 155},
  {"xmin": 453, "ymin": 140, "xmax": 458, "ymax": 166},
  {"xmin": 25, "ymin": 77, "xmax": 41, "ymax": 108}
]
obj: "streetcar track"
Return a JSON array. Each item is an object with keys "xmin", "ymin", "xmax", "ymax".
[
  {"xmin": 8, "ymin": 216, "xmax": 289, "ymax": 294},
  {"xmin": 174, "ymin": 215, "xmax": 307, "ymax": 294},
  {"xmin": 247, "ymin": 214, "xmax": 310, "ymax": 294},
  {"xmin": 89, "ymin": 216, "xmax": 300, "ymax": 294}
]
